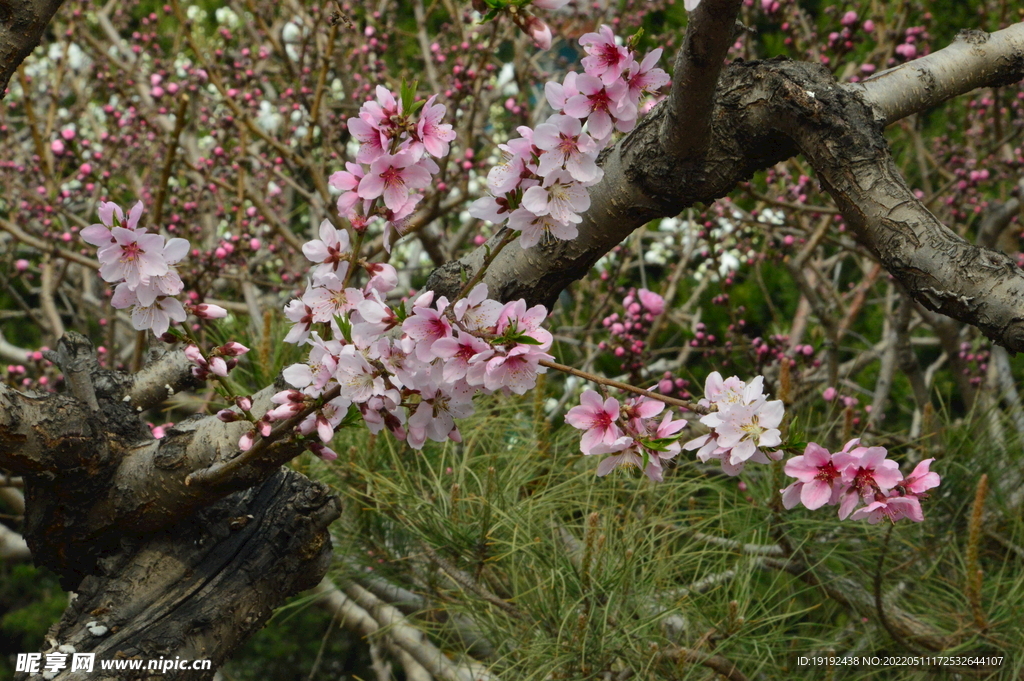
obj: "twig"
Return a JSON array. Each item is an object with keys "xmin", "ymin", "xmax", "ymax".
[
  {"xmin": 186, "ymin": 384, "xmax": 342, "ymax": 486},
  {"xmin": 0, "ymin": 216, "xmax": 101, "ymax": 270},
  {"xmin": 539, "ymin": 359, "xmax": 705, "ymax": 413}
]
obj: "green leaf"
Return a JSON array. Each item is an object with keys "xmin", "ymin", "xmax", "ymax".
[
  {"xmin": 639, "ymin": 436, "xmax": 681, "ymax": 452},
  {"xmin": 627, "ymin": 28, "xmax": 645, "ymax": 51},
  {"xmin": 335, "ymin": 313, "xmax": 353, "ymax": 344}
]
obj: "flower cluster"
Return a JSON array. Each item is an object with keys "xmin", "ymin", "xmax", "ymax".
[
  {"xmin": 330, "ymin": 86, "xmax": 455, "ymax": 251},
  {"xmin": 782, "ymin": 440, "xmax": 940, "ymax": 524},
  {"xmin": 80, "ymin": 202, "xmax": 191, "ymax": 337},
  {"xmin": 565, "ymin": 389, "xmax": 687, "ymax": 482},
  {"xmin": 80, "ymin": 201, "xmax": 231, "ymax": 337},
  {"xmin": 599, "ymin": 287, "xmax": 665, "ymax": 375},
  {"xmin": 268, "ymin": 220, "xmax": 554, "ymax": 459},
  {"xmin": 470, "ymin": 26, "xmax": 669, "ymax": 249},
  {"xmin": 683, "ymin": 372, "xmax": 785, "ymax": 476}
]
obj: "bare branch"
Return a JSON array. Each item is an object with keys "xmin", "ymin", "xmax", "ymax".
[
  {"xmin": 778, "ymin": 72, "xmax": 1024, "ymax": 353},
  {"xmin": 0, "ymin": 0, "xmax": 65, "ymax": 99},
  {"xmin": 428, "ymin": 24, "xmax": 1024, "ymax": 314},
  {"xmin": 850, "ymin": 23, "xmax": 1024, "ymax": 127},
  {"xmin": 663, "ymin": 0, "xmax": 743, "ymax": 159}
]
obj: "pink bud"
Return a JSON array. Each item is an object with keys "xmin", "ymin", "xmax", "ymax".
[
  {"xmin": 235, "ymin": 396, "xmax": 252, "ymax": 411},
  {"xmin": 194, "ymin": 303, "xmax": 228, "ymax": 319},
  {"xmin": 219, "ymin": 341, "xmax": 249, "ymax": 357},
  {"xmin": 823, "ymin": 387, "xmax": 837, "ymax": 401},
  {"xmin": 51, "ymin": 140, "xmax": 65, "ymax": 154},
  {"xmin": 217, "ymin": 408, "xmax": 240, "ymax": 422},
  {"xmin": 209, "ymin": 357, "xmax": 229, "ymax": 377},
  {"xmin": 524, "ymin": 15, "xmax": 552, "ymax": 50},
  {"xmin": 61, "ymin": 128, "xmax": 76, "ymax": 141},
  {"xmin": 239, "ymin": 431, "xmax": 255, "ymax": 451},
  {"xmin": 184, "ymin": 344, "xmax": 204, "ymax": 364},
  {"xmin": 15, "ymin": 259, "xmax": 29, "ymax": 271}
]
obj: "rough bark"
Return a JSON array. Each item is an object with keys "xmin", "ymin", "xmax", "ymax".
[
  {"xmin": 19, "ymin": 469, "xmax": 338, "ymax": 681},
  {"xmin": 2, "ymin": 333, "xmax": 339, "ymax": 681},
  {"xmin": 0, "ymin": 0, "xmax": 64, "ymax": 98},
  {"xmin": 426, "ymin": 23, "xmax": 1024, "ymax": 353}
]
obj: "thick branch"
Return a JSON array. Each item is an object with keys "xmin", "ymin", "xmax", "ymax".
[
  {"xmin": 850, "ymin": 24, "xmax": 1024, "ymax": 126},
  {"xmin": 36, "ymin": 470, "xmax": 339, "ymax": 681},
  {"xmin": 776, "ymin": 71, "xmax": 1024, "ymax": 353},
  {"xmin": 0, "ymin": 0, "xmax": 65, "ymax": 99},
  {"xmin": 426, "ymin": 24, "xmax": 1024, "ymax": 321},
  {"xmin": 663, "ymin": 0, "xmax": 743, "ymax": 159}
]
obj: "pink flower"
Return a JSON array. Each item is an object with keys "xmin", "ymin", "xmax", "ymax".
[
  {"xmin": 432, "ymin": 331, "xmax": 494, "ymax": 383},
  {"xmin": 580, "ymin": 25, "xmax": 633, "ymax": 86},
  {"xmin": 403, "ymin": 295, "xmax": 453, "ymax": 361},
  {"xmin": 334, "ymin": 347, "xmax": 385, "ymax": 403},
  {"xmin": 899, "ymin": 458, "xmax": 940, "ymax": 495},
  {"xmin": 850, "ymin": 495, "xmax": 923, "ymax": 524},
  {"xmin": 348, "ymin": 116, "xmax": 387, "ymax": 163},
  {"xmin": 625, "ymin": 49, "xmax": 670, "ymax": 102},
  {"xmin": 302, "ymin": 219, "xmax": 351, "ymax": 278},
  {"xmin": 110, "ymin": 284, "xmax": 186, "ymax": 336},
  {"xmin": 283, "ymin": 299, "xmax": 315, "ymax": 345},
  {"xmin": 521, "ymin": 170, "xmax": 591, "ymax": 225},
  {"xmin": 267, "ymin": 389, "xmax": 306, "ymax": 421},
  {"xmin": 533, "ymin": 115, "xmax": 601, "ymax": 183},
  {"xmin": 833, "ymin": 442, "xmax": 902, "ymax": 519},
  {"xmin": 545, "ymin": 71, "xmax": 579, "ymax": 112},
  {"xmin": 496, "ymin": 299, "xmax": 553, "ymax": 349},
  {"xmin": 593, "ymin": 436, "xmax": 641, "ymax": 475},
  {"xmin": 303, "ymin": 273, "xmax": 365, "ymax": 323},
  {"xmin": 637, "ymin": 288, "xmax": 664, "ymax": 315},
  {"xmin": 522, "ymin": 15, "xmax": 552, "ymax": 50},
  {"xmin": 452, "ymin": 284, "xmax": 504, "ymax": 333},
  {"xmin": 192, "ymin": 303, "xmax": 228, "ymax": 319},
  {"xmin": 782, "ymin": 443, "xmax": 843, "ymax": 510},
  {"xmin": 414, "ymin": 95, "xmax": 456, "ymax": 158},
  {"xmin": 357, "ymin": 151, "xmax": 434, "ymax": 212},
  {"xmin": 97, "ymin": 227, "xmax": 170, "ymax": 288},
  {"xmin": 562, "ymin": 75, "xmax": 634, "ymax": 141},
  {"xmin": 483, "ymin": 345, "xmax": 550, "ymax": 394},
  {"xmin": 700, "ymin": 398, "xmax": 784, "ymax": 465},
  {"xmin": 298, "ymin": 396, "xmax": 353, "ymax": 444},
  {"xmin": 508, "ymin": 209, "xmax": 578, "ymax": 249},
  {"xmin": 566, "ymin": 389, "xmax": 623, "ymax": 454}
]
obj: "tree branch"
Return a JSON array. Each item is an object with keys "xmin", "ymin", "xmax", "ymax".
[
  {"xmin": 426, "ymin": 23, "xmax": 1024, "ymax": 347},
  {"xmin": 776, "ymin": 68, "xmax": 1024, "ymax": 353},
  {"xmin": 662, "ymin": 0, "xmax": 743, "ymax": 159},
  {"xmin": 849, "ymin": 23, "xmax": 1024, "ymax": 127},
  {"xmin": 0, "ymin": 0, "xmax": 65, "ymax": 99}
]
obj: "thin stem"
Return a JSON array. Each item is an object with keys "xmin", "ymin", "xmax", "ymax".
[
  {"xmin": 186, "ymin": 384, "xmax": 341, "ymax": 487},
  {"xmin": 539, "ymin": 359, "xmax": 706, "ymax": 413},
  {"xmin": 455, "ymin": 228, "xmax": 518, "ymax": 302}
]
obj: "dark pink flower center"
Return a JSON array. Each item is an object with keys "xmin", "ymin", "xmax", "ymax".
[{"xmin": 120, "ymin": 241, "xmax": 143, "ymax": 262}]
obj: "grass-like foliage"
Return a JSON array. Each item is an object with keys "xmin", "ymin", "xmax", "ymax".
[{"xmin": 298, "ymin": 388, "xmax": 1024, "ymax": 680}]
